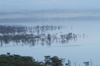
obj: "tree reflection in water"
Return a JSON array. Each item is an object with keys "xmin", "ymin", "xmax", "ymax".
[{"xmin": 0, "ymin": 25, "xmax": 87, "ymax": 47}]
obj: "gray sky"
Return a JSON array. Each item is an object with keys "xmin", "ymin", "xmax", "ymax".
[{"xmin": 0, "ymin": 0, "xmax": 100, "ymax": 11}]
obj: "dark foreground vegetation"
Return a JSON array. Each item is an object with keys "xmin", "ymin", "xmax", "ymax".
[
  {"xmin": 0, "ymin": 53, "xmax": 92, "ymax": 66},
  {"xmin": 0, "ymin": 53, "xmax": 71, "ymax": 66},
  {"xmin": 0, "ymin": 54, "xmax": 45, "ymax": 66}
]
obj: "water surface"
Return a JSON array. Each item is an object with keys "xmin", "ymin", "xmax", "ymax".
[{"xmin": 0, "ymin": 21, "xmax": 100, "ymax": 66}]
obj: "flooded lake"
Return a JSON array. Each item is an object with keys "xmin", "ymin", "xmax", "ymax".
[{"xmin": 0, "ymin": 21, "xmax": 100, "ymax": 66}]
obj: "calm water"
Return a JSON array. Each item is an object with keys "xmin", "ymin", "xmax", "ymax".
[{"xmin": 0, "ymin": 21, "xmax": 100, "ymax": 66}]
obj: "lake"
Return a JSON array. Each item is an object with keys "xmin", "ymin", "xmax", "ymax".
[{"xmin": 0, "ymin": 20, "xmax": 100, "ymax": 66}]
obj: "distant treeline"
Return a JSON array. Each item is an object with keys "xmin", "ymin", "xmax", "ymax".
[
  {"xmin": 0, "ymin": 25, "xmax": 79, "ymax": 47},
  {"xmin": 0, "ymin": 25, "xmax": 27, "ymax": 35},
  {"xmin": 0, "ymin": 25, "xmax": 63, "ymax": 35}
]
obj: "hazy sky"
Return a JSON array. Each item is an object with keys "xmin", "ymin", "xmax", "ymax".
[{"xmin": 0, "ymin": 0, "xmax": 100, "ymax": 11}]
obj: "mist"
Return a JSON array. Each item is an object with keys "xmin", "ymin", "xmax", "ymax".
[{"xmin": 0, "ymin": 0, "xmax": 100, "ymax": 12}]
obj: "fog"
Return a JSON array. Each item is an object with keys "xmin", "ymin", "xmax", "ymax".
[
  {"xmin": 0, "ymin": 0, "xmax": 100, "ymax": 65},
  {"xmin": 0, "ymin": 0, "xmax": 100, "ymax": 12}
]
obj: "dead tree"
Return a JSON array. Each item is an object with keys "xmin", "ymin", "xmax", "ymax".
[{"xmin": 84, "ymin": 61, "xmax": 89, "ymax": 66}]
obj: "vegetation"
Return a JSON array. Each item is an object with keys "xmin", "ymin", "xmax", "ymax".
[
  {"xmin": 0, "ymin": 32, "xmax": 77, "ymax": 47},
  {"xmin": 0, "ymin": 54, "xmax": 45, "ymax": 66},
  {"xmin": 44, "ymin": 56, "xmax": 65, "ymax": 66},
  {"xmin": 0, "ymin": 25, "xmax": 78, "ymax": 47},
  {"xmin": 0, "ymin": 54, "xmax": 70, "ymax": 66},
  {"xmin": 0, "ymin": 25, "xmax": 63, "ymax": 35}
]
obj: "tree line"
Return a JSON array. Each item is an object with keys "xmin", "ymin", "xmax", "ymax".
[
  {"xmin": 0, "ymin": 53, "xmax": 71, "ymax": 66},
  {"xmin": 0, "ymin": 25, "xmax": 64, "ymax": 35}
]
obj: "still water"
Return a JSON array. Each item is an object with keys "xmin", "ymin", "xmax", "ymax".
[{"xmin": 0, "ymin": 21, "xmax": 100, "ymax": 66}]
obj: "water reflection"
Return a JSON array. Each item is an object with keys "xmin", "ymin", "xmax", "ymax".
[{"xmin": 0, "ymin": 25, "xmax": 88, "ymax": 47}]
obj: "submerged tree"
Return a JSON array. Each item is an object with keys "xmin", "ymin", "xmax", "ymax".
[
  {"xmin": 65, "ymin": 60, "xmax": 71, "ymax": 66},
  {"xmin": 83, "ymin": 61, "xmax": 89, "ymax": 66}
]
